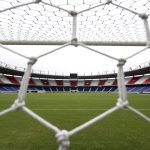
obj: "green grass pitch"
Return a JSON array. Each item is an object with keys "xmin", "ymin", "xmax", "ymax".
[{"xmin": 0, "ymin": 93, "xmax": 150, "ymax": 150}]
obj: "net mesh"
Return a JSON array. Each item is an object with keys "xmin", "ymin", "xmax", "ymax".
[
  {"xmin": 0, "ymin": 0, "xmax": 150, "ymax": 45},
  {"xmin": 0, "ymin": 1, "xmax": 150, "ymax": 150}
]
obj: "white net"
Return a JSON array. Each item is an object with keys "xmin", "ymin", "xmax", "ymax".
[
  {"xmin": 0, "ymin": 0, "xmax": 150, "ymax": 45},
  {"xmin": 0, "ymin": 0, "xmax": 150, "ymax": 150}
]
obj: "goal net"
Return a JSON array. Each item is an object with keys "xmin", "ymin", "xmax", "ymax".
[{"xmin": 0, "ymin": 0, "xmax": 150, "ymax": 150}]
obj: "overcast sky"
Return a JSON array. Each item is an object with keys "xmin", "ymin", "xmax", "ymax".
[{"xmin": 0, "ymin": 45, "xmax": 150, "ymax": 75}]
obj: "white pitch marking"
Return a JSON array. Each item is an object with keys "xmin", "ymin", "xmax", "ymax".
[{"xmin": 31, "ymin": 108, "xmax": 150, "ymax": 111}]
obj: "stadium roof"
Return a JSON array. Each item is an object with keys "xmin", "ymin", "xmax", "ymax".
[{"xmin": 1, "ymin": 61, "xmax": 150, "ymax": 79}]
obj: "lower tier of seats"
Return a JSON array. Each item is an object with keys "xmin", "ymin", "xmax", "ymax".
[{"xmin": 1, "ymin": 84, "xmax": 150, "ymax": 94}]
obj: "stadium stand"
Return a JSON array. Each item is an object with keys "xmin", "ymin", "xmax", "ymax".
[
  {"xmin": 135, "ymin": 76, "xmax": 147, "ymax": 84},
  {"xmin": 1, "ymin": 61, "xmax": 150, "ymax": 94},
  {"xmin": 144, "ymin": 77, "xmax": 150, "ymax": 84},
  {"xmin": 84, "ymin": 80, "xmax": 92, "ymax": 86},
  {"xmin": 98, "ymin": 80, "xmax": 106, "ymax": 86},
  {"xmin": 127, "ymin": 76, "xmax": 141, "ymax": 85},
  {"xmin": 0, "ymin": 75, "xmax": 12, "ymax": 84},
  {"xmin": 55, "ymin": 80, "xmax": 63, "ymax": 86},
  {"xmin": 63, "ymin": 80, "xmax": 70, "ymax": 86},
  {"xmin": 90, "ymin": 86, "xmax": 98, "ymax": 92},
  {"xmin": 70, "ymin": 80, "xmax": 78, "ymax": 87},
  {"xmin": 5, "ymin": 75, "xmax": 20, "ymax": 85},
  {"xmin": 49, "ymin": 80, "xmax": 57, "ymax": 86},
  {"xmin": 0, "ymin": 79, "xmax": 3, "ymax": 84},
  {"xmin": 104, "ymin": 79, "xmax": 115, "ymax": 86},
  {"xmin": 90, "ymin": 80, "xmax": 99, "ymax": 86},
  {"xmin": 124, "ymin": 77, "xmax": 132, "ymax": 85},
  {"xmin": 112, "ymin": 79, "xmax": 117, "ymax": 86},
  {"xmin": 32, "ymin": 78, "xmax": 43, "ymax": 86},
  {"xmin": 28, "ymin": 79, "xmax": 35, "ymax": 86},
  {"xmin": 50, "ymin": 86, "xmax": 58, "ymax": 92},
  {"xmin": 40, "ymin": 79, "xmax": 50, "ymax": 86},
  {"xmin": 77, "ymin": 80, "xmax": 84, "ymax": 86}
]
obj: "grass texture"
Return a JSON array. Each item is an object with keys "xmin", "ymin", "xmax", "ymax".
[{"xmin": 0, "ymin": 93, "xmax": 149, "ymax": 150}]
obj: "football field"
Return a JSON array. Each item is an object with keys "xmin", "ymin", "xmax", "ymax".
[{"xmin": 0, "ymin": 93, "xmax": 150, "ymax": 150}]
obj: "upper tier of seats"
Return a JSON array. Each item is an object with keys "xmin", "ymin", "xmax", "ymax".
[{"xmin": 0, "ymin": 74, "xmax": 150, "ymax": 87}]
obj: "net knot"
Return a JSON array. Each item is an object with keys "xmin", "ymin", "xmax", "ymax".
[
  {"xmin": 106, "ymin": 0, "xmax": 112, "ymax": 4},
  {"xmin": 117, "ymin": 58, "xmax": 126, "ymax": 67},
  {"xmin": 139, "ymin": 13, "xmax": 148, "ymax": 19},
  {"xmin": 11, "ymin": 99, "xmax": 25, "ymax": 110},
  {"xmin": 71, "ymin": 38, "xmax": 78, "ymax": 47},
  {"xmin": 70, "ymin": 11, "xmax": 78, "ymax": 16},
  {"xmin": 28, "ymin": 57, "xmax": 37, "ymax": 65},
  {"xmin": 56, "ymin": 130, "xmax": 70, "ymax": 150},
  {"xmin": 34, "ymin": 0, "xmax": 41, "ymax": 3},
  {"xmin": 116, "ymin": 98, "xmax": 128, "ymax": 109}
]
